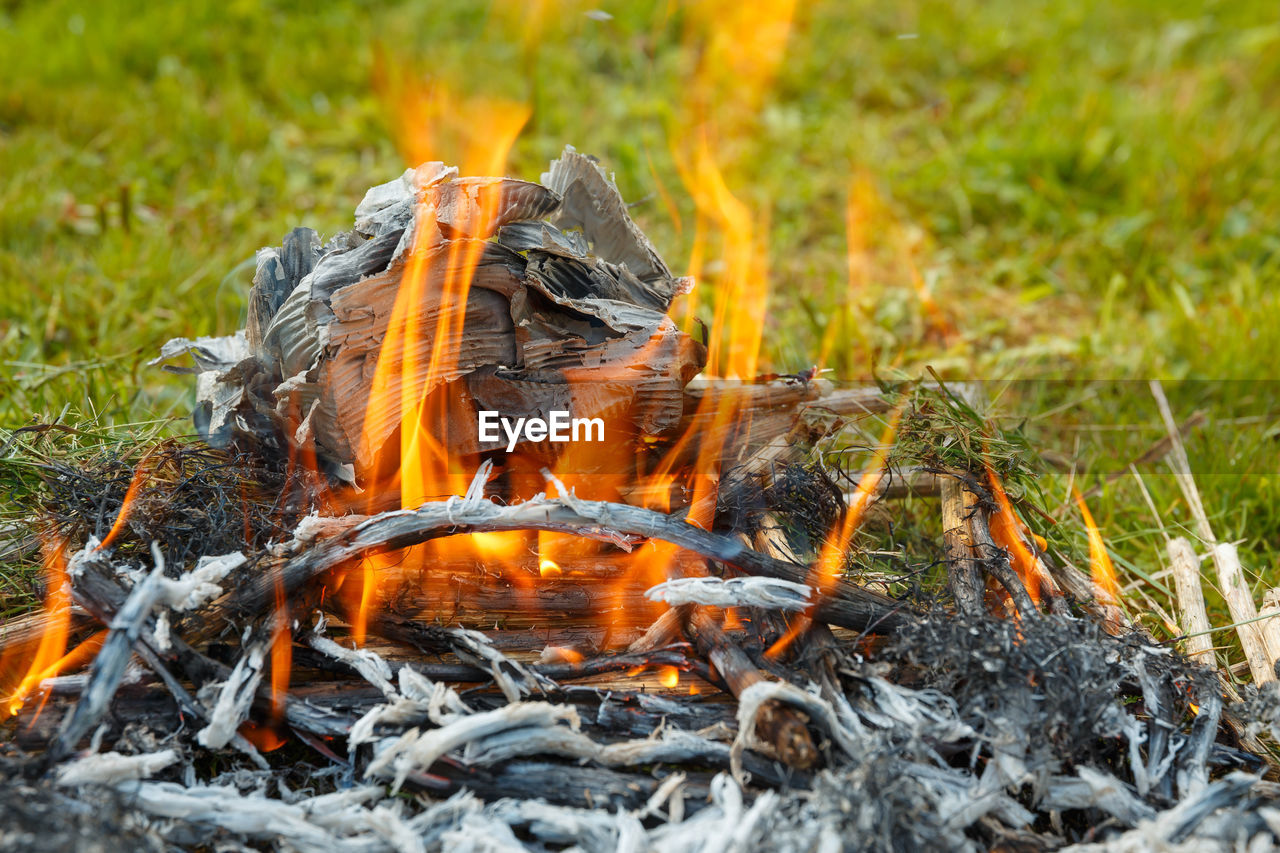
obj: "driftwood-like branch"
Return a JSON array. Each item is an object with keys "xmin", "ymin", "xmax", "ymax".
[{"xmin": 206, "ymin": 492, "xmax": 912, "ymax": 640}]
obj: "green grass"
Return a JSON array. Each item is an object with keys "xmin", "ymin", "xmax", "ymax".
[{"xmin": 2, "ymin": 0, "xmax": 1278, "ymax": 679}]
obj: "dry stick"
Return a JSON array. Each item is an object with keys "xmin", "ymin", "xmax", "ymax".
[
  {"xmin": 202, "ymin": 494, "xmax": 912, "ymax": 641},
  {"xmin": 682, "ymin": 607, "xmax": 818, "ymax": 770},
  {"xmin": 1077, "ymin": 411, "xmax": 1208, "ymax": 502},
  {"xmin": 940, "ymin": 477, "xmax": 984, "ymax": 617},
  {"xmin": 1167, "ymin": 537, "xmax": 1216, "ymax": 665},
  {"xmin": 1259, "ymin": 589, "xmax": 1280, "ymax": 671},
  {"xmin": 1150, "ymin": 380, "xmax": 1274, "ymax": 684},
  {"xmin": 0, "ymin": 608, "xmax": 94, "ymax": 658}
]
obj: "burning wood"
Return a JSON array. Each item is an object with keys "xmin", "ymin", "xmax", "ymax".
[{"xmin": 4, "ymin": 153, "xmax": 1280, "ymax": 852}]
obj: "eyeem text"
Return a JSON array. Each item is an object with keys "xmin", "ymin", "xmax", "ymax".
[{"xmin": 478, "ymin": 410, "xmax": 605, "ymax": 452}]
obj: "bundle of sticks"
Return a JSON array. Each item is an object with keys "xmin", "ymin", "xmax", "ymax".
[{"xmin": 4, "ymin": 152, "xmax": 1278, "ymax": 852}]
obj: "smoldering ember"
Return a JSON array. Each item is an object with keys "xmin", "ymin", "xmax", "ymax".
[{"xmin": 4, "ymin": 148, "xmax": 1280, "ymax": 853}]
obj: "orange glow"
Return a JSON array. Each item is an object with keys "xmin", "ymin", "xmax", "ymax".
[
  {"xmin": 819, "ymin": 172, "xmax": 877, "ymax": 372},
  {"xmin": 4, "ymin": 544, "xmax": 73, "ymax": 720},
  {"xmin": 723, "ymin": 607, "xmax": 743, "ymax": 631},
  {"xmin": 269, "ymin": 615, "xmax": 291, "ymax": 721},
  {"xmin": 544, "ymin": 646, "xmax": 584, "ymax": 665},
  {"xmin": 658, "ymin": 665, "xmax": 680, "ymax": 689},
  {"xmin": 1073, "ymin": 488, "xmax": 1122, "ymax": 607},
  {"xmin": 768, "ymin": 409, "xmax": 902, "ymax": 659},
  {"xmin": 538, "ymin": 558, "xmax": 563, "ymax": 579},
  {"xmin": 984, "ymin": 463, "xmax": 1049, "ymax": 607},
  {"xmin": 238, "ymin": 720, "xmax": 288, "ymax": 752},
  {"xmin": 98, "ymin": 452, "xmax": 157, "ymax": 552},
  {"xmin": 345, "ymin": 83, "xmax": 530, "ymax": 643}
]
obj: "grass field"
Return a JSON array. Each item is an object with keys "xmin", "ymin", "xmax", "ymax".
[{"xmin": 2, "ymin": 1, "xmax": 1277, "ymax": 679}]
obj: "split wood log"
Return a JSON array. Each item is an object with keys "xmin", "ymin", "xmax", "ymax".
[
  {"xmin": 158, "ymin": 148, "xmax": 704, "ymax": 481},
  {"xmin": 940, "ymin": 477, "xmax": 983, "ymax": 617},
  {"xmin": 683, "ymin": 607, "xmax": 818, "ymax": 770},
  {"xmin": 1167, "ymin": 536, "xmax": 1216, "ymax": 666}
]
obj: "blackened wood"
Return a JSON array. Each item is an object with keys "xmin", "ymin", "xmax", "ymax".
[
  {"xmin": 967, "ymin": 507, "xmax": 1039, "ymax": 621},
  {"xmin": 683, "ymin": 608, "xmax": 817, "ymax": 770}
]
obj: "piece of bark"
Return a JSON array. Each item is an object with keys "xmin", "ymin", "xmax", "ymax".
[{"xmin": 1167, "ymin": 536, "xmax": 1216, "ymax": 666}]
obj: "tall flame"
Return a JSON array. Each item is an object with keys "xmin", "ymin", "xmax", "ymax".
[
  {"xmin": 1073, "ymin": 488, "xmax": 1122, "ymax": 608},
  {"xmin": 347, "ymin": 85, "xmax": 530, "ymax": 644},
  {"xmin": 3, "ymin": 543, "xmax": 72, "ymax": 720},
  {"xmin": 768, "ymin": 408, "xmax": 901, "ymax": 658},
  {"xmin": 984, "ymin": 462, "xmax": 1049, "ymax": 607}
]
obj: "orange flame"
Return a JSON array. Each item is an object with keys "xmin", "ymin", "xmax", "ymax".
[
  {"xmin": 768, "ymin": 408, "xmax": 902, "ymax": 659},
  {"xmin": 238, "ymin": 720, "xmax": 288, "ymax": 752},
  {"xmin": 98, "ymin": 452, "xmax": 157, "ymax": 551},
  {"xmin": 1073, "ymin": 488, "xmax": 1122, "ymax": 608},
  {"xmin": 984, "ymin": 463, "xmax": 1048, "ymax": 607},
  {"xmin": 345, "ymin": 85, "xmax": 530, "ymax": 644},
  {"xmin": 819, "ymin": 172, "xmax": 877, "ymax": 372},
  {"xmin": 658, "ymin": 665, "xmax": 680, "ymax": 689},
  {"xmin": 4, "ymin": 544, "xmax": 73, "ymax": 720}
]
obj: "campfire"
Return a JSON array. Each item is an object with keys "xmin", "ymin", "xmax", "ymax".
[{"xmin": 3, "ymin": 148, "xmax": 1279, "ymax": 852}]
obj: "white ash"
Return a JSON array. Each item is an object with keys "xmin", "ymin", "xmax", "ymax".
[
  {"xmin": 365, "ymin": 701, "xmax": 581, "ymax": 793},
  {"xmin": 155, "ymin": 551, "xmax": 245, "ymax": 611},
  {"xmin": 349, "ymin": 666, "xmax": 471, "ymax": 749},
  {"xmin": 126, "ymin": 781, "xmax": 416, "ymax": 853},
  {"xmin": 54, "ymin": 749, "xmax": 178, "ymax": 787},
  {"xmin": 645, "ymin": 576, "xmax": 812, "ymax": 611},
  {"xmin": 1043, "ymin": 767, "xmax": 1157, "ymax": 826},
  {"xmin": 280, "ymin": 511, "xmax": 366, "ymax": 554},
  {"xmin": 1062, "ymin": 772, "xmax": 1262, "ymax": 852},
  {"xmin": 307, "ymin": 633, "xmax": 398, "ymax": 700},
  {"xmin": 444, "ymin": 626, "xmax": 556, "ymax": 702},
  {"xmin": 461, "ymin": 724, "xmax": 732, "ymax": 769},
  {"xmin": 196, "ymin": 642, "xmax": 267, "ymax": 749}
]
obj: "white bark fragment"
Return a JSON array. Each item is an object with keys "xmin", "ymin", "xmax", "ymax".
[
  {"xmin": 365, "ymin": 702, "xmax": 581, "ymax": 793},
  {"xmin": 645, "ymin": 576, "xmax": 812, "ymax": 611},
  {"xmin": 156, "ymin": 551, "xmax": 245, "ymax": 611},
  {"xmin": 307, "ymin": 633, "xmax": 397, "ymax": 700},
  {"xmin": 54, "ymin": 749, "xmax": 178, "ymax": 787},
  {"xmin": 196, "ymin": 642, "xmax": 267, "ymax": 749}
]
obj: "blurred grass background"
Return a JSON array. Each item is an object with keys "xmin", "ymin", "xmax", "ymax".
[{"xmin": 1, "ymin": 0, "xmax": 1277, "ymax": 679}]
